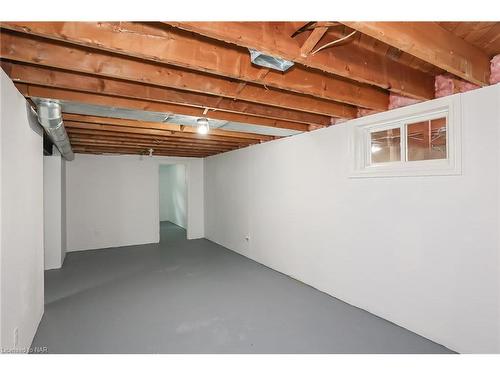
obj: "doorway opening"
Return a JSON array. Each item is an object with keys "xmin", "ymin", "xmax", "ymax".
[{"xmin": 159, "ymin": 164, "xmax": 188, "ymax": 240}]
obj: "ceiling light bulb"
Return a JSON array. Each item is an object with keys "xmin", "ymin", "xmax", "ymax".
[
  {"xmin": 197, "ymin": 117, "xmax": 209, "ymax": 135},
  {"xmin": 197, "ymin": 124, "xmax": 209, "ymax": 134}
]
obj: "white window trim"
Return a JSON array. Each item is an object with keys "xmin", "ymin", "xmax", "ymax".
[{"xmin": 349, "ymin": 95, "xmax": 462, "ymax": 178}]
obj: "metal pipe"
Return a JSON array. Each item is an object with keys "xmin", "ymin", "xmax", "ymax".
[{"xmin": 36, "ymin": 99, "xmax": 74, "ymax": 161}]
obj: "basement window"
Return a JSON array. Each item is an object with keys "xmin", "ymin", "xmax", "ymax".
[
  {"xmin": 406, "ymin": 117, "xmax": 447, "ymax": 161},
  {"xmin": 370, "ymin": 127, "xmax": 401, "ymax": 164},
  {"xmin": 350, "ymin": 95, "xmax": 461, "ymax": 177}
]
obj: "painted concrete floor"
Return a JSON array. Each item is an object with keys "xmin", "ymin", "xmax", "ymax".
[{"xmin": 32, "ymin": 222, "xmax": 453, "ymax": 354}]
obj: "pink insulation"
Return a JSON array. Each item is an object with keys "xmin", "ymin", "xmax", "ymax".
[
  {"xmin": 388, "ymin": 94, "xmax": 421, "ymax": 109},
  {"xmin": 435, "ymin": 74, "xmax": 455, "ymax": 97},
  {"xmin": 356, "ymin": 108, "xmax": 379, "ymax": 118},
  {"xmin": 331, "ymin": 118, "xmax": 348, "ymax": 125},
  {"xmin": 435, "ymin": 74, "xmax": 480, "ymax": 98},
  {"xmin": 309, "ymin": 124, "xmax": 327, "ymax": 131},
  {"xmin": 341, "ymin": 58, "xmax": 500, "ymax": 123},
  {"xmin": 490, "ymin": 54, "xmax": 500, "ymax": 85}
]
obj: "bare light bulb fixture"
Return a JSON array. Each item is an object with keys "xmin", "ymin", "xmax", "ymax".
[{"xmin": 197, "ymin": 117, "xmax": 209, "ymax": 134}]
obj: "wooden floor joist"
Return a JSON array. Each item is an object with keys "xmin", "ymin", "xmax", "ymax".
[
  {"xmin": 70, "ymin": 139, "xmax": 230, "ymax": 153},
  {"xmin": 0, "ymin": 22, "xmax": 388, "ymax": 111},
  {"xmin": 14, "ymin": 83, "xmax": 310, "ymax": 132},
  {"xmin": 166, "ymin": 22, "xmax": 436, "ymax": 100},
  {"xmin": 63, "ymin": 121, "xmax": 259, "ymax": 145},
  {"xmin": 1, "ymin": 21, "xmax": 497, "ymax": 157},
  {"xmin": 68, "ymin": 134, "xmax": 238, "ymax": 151},
  {"xmin": 0, "ymin": 30, "xmax": 358, "ymax": 119},
  {"xmin": 1, "ymin": 61, "xmax": 331, "ymax": 126},
  {"xmin": 71, "ymin": 145, "xmax": 214, "ymax": 157},
  {"xmin": 62, "ymin": 114, "xmax": 272, "ymax": 142},
  {"xmin": 65, "ymin": 127, "xmax": 258, "ymax": 147},
  {"xmin": 65, "ymin": 128, "xmax": 250, "ymax": 148},
  {"xmin": 341, "ymin": 22, "xmax": 492, "ymax": 86}
]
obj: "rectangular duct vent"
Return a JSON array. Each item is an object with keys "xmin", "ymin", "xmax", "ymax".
[{"xmin": 248, "ymin": 49, "xmax": 294, "ymax": 72}]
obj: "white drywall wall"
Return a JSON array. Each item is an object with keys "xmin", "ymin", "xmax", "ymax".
[
  {"xmin": 0, "ymin": 70, "xmax": 44, "ymax": 351},
  {"xmin": 0, "ymin": 69, "xmax": 3, "ymax": 345},
  {"xmin": 61, "ymin": 157, "xmax": 66, "ymax": 263},
  {"xmin": 204, "ymin": 85, "xmax": 500, "ymax": 354},
  {"xmin": 43, "ymin": 149, "xmax": 66, "ymax": 270},
  {"xmin": 159, "ymin": 164, "xmax": 187, "ymax": 228},
  {"xmin": 66, "ymin": 155, "xmax": 204, "ymax": 252}
]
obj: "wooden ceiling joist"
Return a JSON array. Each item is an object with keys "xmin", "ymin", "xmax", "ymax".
[
  {"xmin": 14, "ymin": 83, "xmax": 309, "ymax": 132},
  {"xmin": 65, "ymin": 128, "xmax": 249, "ymax": 149},
  {"xmin": 70, "ymin": 139, "xmax": 229, "ymax": 153},
  {"xmin": 73, "ymin": 141, "xmax": 214, "ymax": 154},
  {"xmin": 71, "ymin": 145, "xmax": 213, "ymax": 158},
  {"xmin": 65, "ymin": 125, "xmax": 254, "ymax": 156},
  {"xmin": 166, "ymin": 22, "xmax": 436, "ymax": 100},
  {"xmin": 2, "ymin": 21, "xmax": 497, "ymax": 158},
  {"xmin": 0, "ymin": 29, "xmax": 358, "ymax": 119},
  {"xmin": 341, "ymin": 22, "xmax": 492, "ymax": 86},
  {"xmin": 0, "ymin": 21, "xmax": 388, "ymax": 111},
  {"xmin": 62, "ymin": 114, "xmax": 272, "ymax": 142},
  {"xmin": 63, "ymin": 121, "xmax": 259, "ymax": 145},
  {"xmin": 1, "ymin": 61, "xmax": 331, "ymax": 127},
  {"xmin": 71, "ymin": 139, "xmax": 215, "ymax": 152},
  {"xmin": 67, "ymin": 133, "xmax": 237, "ymax": 151}
]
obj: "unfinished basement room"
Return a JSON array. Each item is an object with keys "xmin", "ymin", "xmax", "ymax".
[{"xmin": 1, "ymin": 2, "xmax": 500, "ymax": 372}]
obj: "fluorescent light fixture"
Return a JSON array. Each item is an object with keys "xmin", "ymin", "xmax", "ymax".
[
  {"xmin": 197, "ymin": 117, "xmax": 209, "ymax": 134},
  {"xmin": 248, "ymin": 48, "xmax": 294, "ymax": 72}
]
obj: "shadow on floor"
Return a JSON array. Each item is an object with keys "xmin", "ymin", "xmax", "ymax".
[{"xmin": 32, "ymin": 222, "xmax": 454, "ymax": 354}]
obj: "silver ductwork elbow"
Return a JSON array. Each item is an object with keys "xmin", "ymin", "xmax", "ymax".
[{"xmin": 36, "ymin": 100, "xmax": 74, "ymax": 161}]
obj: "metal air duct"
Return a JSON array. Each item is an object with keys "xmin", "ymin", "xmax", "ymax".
[
  {"xmin": 248, "ymin": 48, "xmax": 294, "ymax": 72},
  {"xmin": 36, "ymin": 100, "xmax": 74, "ymax": 161}
]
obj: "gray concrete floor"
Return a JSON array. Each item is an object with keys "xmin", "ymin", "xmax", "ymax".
[{"xmin": 32, "ymin": 222, "xmax": 453, "ymax": 354}]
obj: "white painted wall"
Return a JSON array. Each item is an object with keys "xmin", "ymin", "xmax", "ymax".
[
  {"xmin": 61, "ymin": 157, "xmax": 66, "ymax": 262},
  {"xmin": 159, "ymin": 164, "xmax": 187, "ymax": 228},
  {"xmin": 43, "ymin": 148, "xmax": 66, "ymax": 270},
  {"xmin": 0, "ymin": 70, "xmax": 44, "ymax": 350},
  {"xmin": 0, "ymin": 69, "xmax": 3, "ymax": 345},
  {"xmin": 204, "ymin": 85, "xmax": 500, "ymax": 354},
  {"xmin": 66, "ymin": 154, "xmax": 204, "ymax": 252}
]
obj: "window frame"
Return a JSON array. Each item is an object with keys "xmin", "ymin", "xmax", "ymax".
[
  {"xmin": 350, "ymin": 95, "xmax": 462, "ymax": 178},
  {"xmin": 367, "ymin": 122, "xmax": 403, "ymax": 166}
]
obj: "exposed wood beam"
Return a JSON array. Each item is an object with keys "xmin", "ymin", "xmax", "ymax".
[
  {"xmin": 65, "ymin": 121, "xmax": 260, "ymax": 145},
  {"xmin": 66, "ymin": 126, "xmax": 243, "ymax": 146},
  {"xmin": 71, "ymin": 142, "xmax": 213, "ymax": 155},
  {"xmin": 0, "ymin": 22, "xmax": 387, "ymax": 111},
  {"xmin": 72, "ymin": 145, "xmax": 212, "ymax": 158},
  {"xmin": 166, "ymin": 22, "xmax": 435, "ymax": 100},
  {"xmin": 1, "ymin": 61, "xmax": 330, "ymax": 126},
  {"xmin": 63, "ymin": 120, "xmax": 259, "ymax": 145},
  {"xmin": 68, "ymin": 134, "xmax": 237, "ymax": 151},
  {"xmin": 14, "ymin": 83, "xmax": 309, "ymax": 132},
  {"xmin": 70, "ymin": 139, "xmax": 227, "ymax": 153},
  {"xmin": 0, "ymin": 30, "xmax": 356, "ymax": 119},
  {"xmin": 62, "ymin": 114, "xmax": 271, "ymax": 142},
  {"xmin": 66, "ymin": 128, "xmax": 248, "ymax": 148},
  {"xmin": 300, "ymin": 25, "xmax": 329, "ymax": 57},
  {"xmin": 73, "ymin": 143, "xmax": 213, "ymax": 155},
  {"xmin": 66, "ymin": 129, "xmax": 252, "ymax": 149},
  {"xmin": 341, "ymin": 22, "xmax": 491, "ymax": 86}
]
